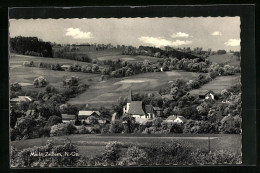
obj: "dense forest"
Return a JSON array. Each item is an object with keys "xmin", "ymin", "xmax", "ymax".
[{"xmin": 10, "ymin": 36, "xmax": 53, "ymax": 57}]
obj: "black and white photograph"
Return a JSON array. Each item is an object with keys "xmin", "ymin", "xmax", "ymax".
[{"xmin": 9, "ymin": 14, "xmax": 243, "ymax": 167}]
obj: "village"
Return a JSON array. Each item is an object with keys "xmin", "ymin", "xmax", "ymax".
[{"xmin": 8, "ymin": 15, "xmax": 244, "ymax": 167}]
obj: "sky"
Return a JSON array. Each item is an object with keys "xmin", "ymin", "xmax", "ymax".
[{"xmin": 9, "ymin": 17, "xmax": 240, "ymax": 51}]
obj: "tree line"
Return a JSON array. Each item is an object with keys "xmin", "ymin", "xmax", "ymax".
[{"xmin": 10, "ymin": 36, "xmax": 53, "ymax": 57}]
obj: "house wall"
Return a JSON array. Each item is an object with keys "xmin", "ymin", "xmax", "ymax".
[{"xmin": 132, "ymin": 114, "xmax": 146, "ymax": 119}]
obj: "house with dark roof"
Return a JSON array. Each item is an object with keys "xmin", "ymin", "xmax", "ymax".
[
  {"xmin": 123, "ymin": 90, "xmax": 161, "ymax": 123},
  {"xmin": 145, "ymin": 105, "xmax": 154, "ymax": 119},
  {"xmin": 61, "ymin": 114, "xmax": 76, "ymax": 123},
  {"xmin": 153, "ymin": 107, "xmax": 163, "ymax": 117},
  {"xmin": 78, "ymin": 110, "xmax": 101, "ymax": 121}
]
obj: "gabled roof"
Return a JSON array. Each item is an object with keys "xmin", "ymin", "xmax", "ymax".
[
  {"xmin": 62, "ymin": 114, "xmax": 76, "ymax": 120},
  {"xmin": 153, "ymin": 107, "xmax": 163, "ymax": 111},
  {"xmin": 26, "ymin": 110, "xmax": 35, "ymax": 116},
  {"xmin": 128, "ymin": 101, "xmax": 145, "ymax": 115},
  {"xmin": 127, "ymin": 90, "xmax": 132, "ymax": 103},
  {"xmin": 166, "ymin": 115, "xmax": 177, "ymax": 121},
  {"xmin": 174, "ymin": 116, "xmax": 187, "ymax": 122},
  {"xmin": 61, "ymin": 65, "xmax": 71, "ymax": 68},
  {"xmin": 78, "ymin": 111, "xmax": 101, "ymax": 116},
  {"xmin": 145, "ymin": 105, "xmax": 153, "ymax": 113},
  {"xmin": 10, "ymin": 96, "xmax": 32, "ymax": 102}
]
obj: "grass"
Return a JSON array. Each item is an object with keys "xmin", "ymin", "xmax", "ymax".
[
  {"xmin": 10, "ymin": 53, "xmax": 199, "ymax": 108},
  {"xmin": 207, "ymin": 53, "xmax": 241, "ymax": 67},
  {"xmin": 68, "ymin": 70, "xmax": 202, "ymax": 108},
  {"xmin": 189, "ymin": 74, "xmax": 241, "ymax": 95},
  {"xmin": 11, "ymin": 134, "xmax": 242, "ymax": 158},
  {"xmin": 9, "ymin": 54, "xmax": 101, "ymax": 91}
]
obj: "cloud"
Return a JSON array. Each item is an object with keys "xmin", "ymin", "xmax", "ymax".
[
  {"xmin": 224, "ymin": 39, "xmax": 240, "ymax": 46},
  {"xmin": 170, "ymin": 32, "xmax": 191, "ymax": 38},
  {"xmin": 211, "ymin": 31, "xmax": 222, "ymax": 36},
  {"xmin": 65, "ymin": 27, "xmax": 92, "ymax": 39},
  {"xmin": 138, "ymin": 36, "xmax": 192, "ymax": 47}
]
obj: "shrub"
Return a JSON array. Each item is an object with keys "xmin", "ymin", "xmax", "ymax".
[
  {"xmin": 109, "ymin": 120, "xmax": 124, "ymax": 133},
  {"xmin": 23, "ymin": 61, "xmax": 35, "ymax": 67},
  {"xmin": 170, "ymin": 123, "xmax": 183, "ymax": 133},
  {"xmin": 144, "ymin": 141, "xmax": 192, "ymax": 165},
  {"xmin": 152, "ymin": 117, "xmax": 163, "ymax": 128},
  {"xmin": 102, "ymin": 141, "xmax": 122, "ymax": 165},
  {"xmin": 101, "ymin": 124, "xmax": 111, "ymax": 134},
  {"xmin": 10, "ymin": 82, "xmax": 22, "ymax": 92},
  {"xmin": 190, "ymin": 150, "xmax": 241, "ymax": 164},
  {"xmin": 45, "ymin": 115, "xmax": 62, "ymax": 127},
  {"xmin": 11, "ymin": 140, "xmax": 80, "ymax": 167},
  {"xmin": 33, "ymin": 76, "xmax": 47, "ymax": 88},
  {"xmin": 119, "ymin": 146, "xmax": 148, "ymax": 165},
  {"xmin": 50, "ymin": 122, "xmax": 76, "ymax": 136},
  {"xmin": 76, "ymin": 126, "xmax": 89, "ymax": 134},
  {"xmin": 38, "ymin": 126, "xmax": 51, "ymax": 137}
]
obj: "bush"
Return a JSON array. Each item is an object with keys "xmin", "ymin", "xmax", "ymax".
[
  {"xmin": 144, "ymin": 141, "xmax": 193, "ymax": 165},
  {"xmin": 170, "ymin": 123, "xmax": 183, "ymax": 133},
  {"xmin": 50, "ymin": 122, "xmax": 76, "ymax": 136},
  {"xmin": 38, "ymin": 126, "xmax": 51, "ymax": 137},
  {"xmin": 190, "ymin": 150, "xmax": 241, "ymax": 164},
  {"xmin": 45, "ymin": 116, "xmax": 62, "ymax": 127},
  {"xmin": 11, "ymin": 140, "xmax": 80, "ymax": 167},
  {"xmin": 152, "ymin": 117, "xmax": 163, "ymax": 128},
  {"xmin": 109, "ymin": 120, "xmax": 124, "ymax": 133},
  {"xmin": 33, "ymin": 76, "xmax": 47, "ymax": 88},
  {"xmin": 76, "ymin": 126, "xmax": 89, "ymax": 134},
  {"xmin": 102, "ymin": 141, "xmax": 122, "ymax": 165},
  {"xmin": 101, "ymin": 124, "xmax": 111, "ymax": 134},
  {"xmin": 119, "ymin": 146, "xmax": 148, "ymax": 165},
  {"xmin": 10, "ymin": 82, "xmax": 22, "ymax": 92}
]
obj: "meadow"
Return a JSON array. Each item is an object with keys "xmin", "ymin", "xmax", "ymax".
[
  {"xmin": 10, "ymin": 53, "xmax": 202, "ymax": 108},
  {"xmin": 189, "ymin": 74, "xmax": 241, "ymax": 95},
  {"xmin": 11, "ymin": 134, "xmax": 242, "ymax": 158},
  {"xmin": 68, "ymin": 70, "xmax": 202, "ymax": 107},
  {"xmin": 207, "ymin": 53, "xmax": 241, "ymax": 67}
]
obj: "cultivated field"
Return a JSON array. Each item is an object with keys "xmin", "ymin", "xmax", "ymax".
[
  {"xmin": 68, "ymin": 71, "xmax": 202, "ymax": 108},
  {"xmin": 189, "ymin": 74, "xmax": 240, "ymax": 95},
  {"xmin": 11, "ymin": 134, "xmax": 242, "ymax": 158}
]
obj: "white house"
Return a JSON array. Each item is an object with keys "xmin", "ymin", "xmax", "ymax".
[
  {"xmin": 61, "ymin": 65, "xmax": 71, "ymax": 71},
  {"xmin": 205, "ymin": 91, "xmax": 215, "ymax": 100},
  {"xmin": 10, "ymin": 96, "xmax": 32, "ymax": 106},
  {"xmin": 164, "ymin": 115, "xmax": 177, "ymax": 123},
  {"xmin": 123, "ymin": 90, "xmax": 157, "ymax": 123},
  {"xmin": 173, "ymin": 116, "xmax": 187, "ymax": 124}
]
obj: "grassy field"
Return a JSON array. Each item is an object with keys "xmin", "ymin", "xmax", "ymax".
[
  {"xmin": 11, "ymin": 134, "xmax": 242, "ymax": 158},
  {"xmin": 9, "ymin": 54, "xmax": 101, "ymax": 91},
  {"xmin": 207, "ymin": 53, "xmax": 241, "ymax": 67},
  {"xmin": 189, "ymin": 74, "xmax": 241, "ymax": 95},
  {"xmin": 10, "ymin": 53, "xmax": 201, "ymax": 108},
  {"xmin": 53, "ymin": 48, "xmax": 162, "ymax": 63},
  {"xmin": 68, "ymin": 70, "xmax": 202, "ymax": 108}
]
